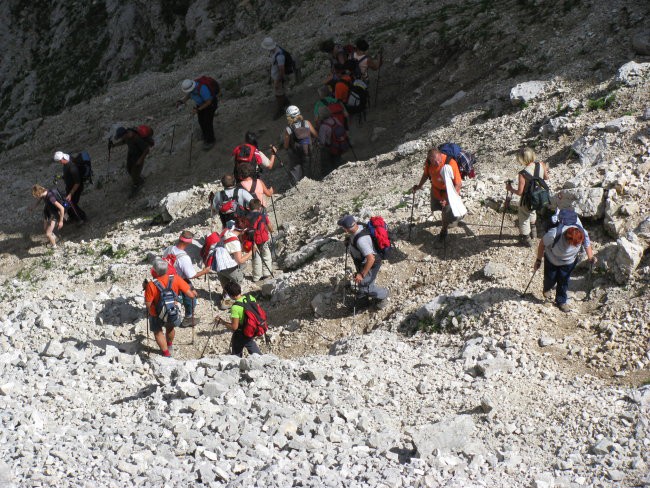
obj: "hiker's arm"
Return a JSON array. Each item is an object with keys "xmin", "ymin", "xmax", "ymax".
[
  {"xmin": 194, "ymin": 98, "xmax": 213, "ymax": 112},
  {"xmin": 412, "ymin": 170, "xmax": 429, "ymax": 192},
  {"xmin": 308, "ymin": 121, "xmax": 319, "ymax": 138},
  {"xmin": 176, "ymin": 94, "xmax": 190, "ymax": 107},
  {"xmin": 507, "ymin": 174, "xmax": 526, "ymax": 196},
  {"xmin": 55, "ymin": 201, "xmax": 65, "ymax": 229},
  {"xmin": 194, "ymin": 267, "xmax": 211, "ymax": 279},
  {"xmin": 278, "ymin": 63, "xmax": 286, "ymax": 80},
  {"xmin": 265, "ymin": 148, "xmax": 276, "ymax": 169},
  {"xmin": 283, "ymin": 131, "xmax": 291, "ymax": 150},
  {"xmin": 232, "ymin": 250, "xmax": 252, "ymax": 265},
  {"xmin": 585, "ymin": 245, "xmax": 596, "ymax": 263},
  {"xmin": 534, "ymin": 240, "xmax": 545, "ymax": 270},
  {"xmin": 263, "ymin": 184, "xmax": 274, "ymax": 197},
  {"xmin": 228, "ymin": 317, "xmax": 240, "ymax": 331},
  {"xmin": 354, "ymin": 253, "xmax": 375, "ymax": 284},
  {"xmin": 367, "ymin": 56, "xmax": 381, "ymax": 70},
  {"xmin": 137, "ymin": 147, "xmax": 150, "ymax": 166},
  {"xmin": 66, "ymin": 183, "xmax": 80, "ymax": 201},
  {"xmin": 543, "ymin": 161, "xmax": 550, "ymax": 180}
]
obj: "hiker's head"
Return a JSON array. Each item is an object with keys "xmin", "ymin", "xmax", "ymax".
[
  {"xmin": 114, "ymin": 127, "xmax": 127, "ymax": 141},
  {"xmin": 178, "ymin": 230, "xmax": 194, "ymax": 248},
  {"xmin": 317, "ymin": 85, "xmax": 331, "ymax": 98},
  {"xmin": 337, "ymin": 214, "xmax": 358, "ymax": 234},
  {"xmin": 238, "ymin": 163, "xmax": 254, "ymax": 179},
  {"xmin": 318, "ymin": 106, "xmax": 331, "ymax": 121},
  {"xmin": 181, "ymin": 79, "xmax": 196, "ymax": 93},
  {"xmin": 320, "ymin": 39, "xmax": 335, "ymax": 54},
  {"xmin": 53, "ymin": 151, "xmax": 70, "ymax": 165},
  {"xmin": 355, "ymin": 39, "xmax": 369, "ymax": 52},
  {"xmin": 261, "ymin": 37, "xmax": 276, "ymax": 51},
  {"xmin": 286, "ymin": 105, "xmax": 302, "ymax": 123},
  {"xmin": 564, "ymin": 227, "xmax": 585, "ymax": 246},
  {"xmin": 426, "ymin": 148, "xmax": 441, "ymax": 164},
  {"xmin": 249, "ymin": 198, "xmax": 262, "ymax": 211},
  {"xmin": 221, "ymin": 174, "xmax": 236, "ymax": 188},
  {"xmin": 224, "ymin": 281, "xmax": 241, "ymax": 299},
  {"xmin": 516, "ymin": 147, "xmax": 536, "ymax": 165},
  {"xmin": 152, "ymin": 258, "xmax": 168, "ymax": 278},
  {"xmin": 31, "ymin": 184, "xmax": 47, "ymax": 199},
  {"xmin": 245, "ymin": 131, "xmax": 258, "ymax": 148}
]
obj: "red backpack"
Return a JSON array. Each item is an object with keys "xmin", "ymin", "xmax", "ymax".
[
  {"xmin": 249, "ymin": 212, "xmax": 270, "ymax": 245},
  {"xmin": 320, "ymin": 98, "xmax": 348, "ymax": 129},
  {"xmin": 352, "ymin": 216, "xmax": 392, "ymax": 259},
  {"xmin": 195, "ymin": 75, "xmax": 220, "ymax": 99},
  {"xmin": 239, "ymin": 295, "xmax": 269, "ymax": 338},
  {"xmin": 233, "ymin": 144, "xmax": 261, "ymax": 179},
  {"xmin": 135, "ymin": 125, "xmax": 155, "ymax": 147},
  {"xmin": 201, "ymin": 230, "xmax": 239, "ymax": 269},
  {"xmin": 322, "ymin": 117, "xmax": 349, "ymax": 155}
]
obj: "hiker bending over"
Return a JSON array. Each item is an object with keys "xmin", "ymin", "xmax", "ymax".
[
  {"xmin": 212, "ymin": 220, "xmax": 252, "ymax": 310},
  {"xmin": 53, "ymin": 151, "xmax": 87, "ymax": 223},
  {"xmin": 211, "ymin": 173, "xmax": 254, "ymax": 229},
  {"xmin": 220, "ymin": 281, "xmax": 262, "ymax": 357},
  {"xmin": 238, "ymin": 163, "xmax": 273, "ymax": 208},
  {"xmin": 109, "ymin": 126, "xmax": 151, "ymax": 193},
  {"xmin": 534, "ymin": 215, "xmax": 595, "ymax": 313},
  {"xmin": 506, "ymin": 147, "xmax": 550, "ymax": 247},
  {"xmin": 30, "ymin": 184, "xmax": 66, "ymax": 248},
  {"xmin": 163, "ymin": 230, "xmax": 210, "ymax": 326},
  {"xmin": 144, "ymin": 258, "xmax": 197, "ymax": 357},
  {"xmin": 338, "ymin": 215, "xmax": 389, "ymax": 309},
  {"xmin": 178, "ymin": 77, "xmax": 219, "ymax": 150},
  {"xmin": 262, "ymin": 37, "xmax": 291, "ymax": 120},
  {"xmin": 283, "ymin": 105, "xmax": 318, "ymax": 181},
  {"xmin": 412, "ymin": 148, "xmax": 464, "ymax": 241}
]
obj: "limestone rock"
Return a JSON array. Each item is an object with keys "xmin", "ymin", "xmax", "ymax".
[
  {"xmin": 610, "ymin": 236, "xmax": 645, "ymax": 284},
  {"xmin": 483, "ymin": 261, "xmax": 508, "ymax": 280},
  {"xmin": 571, "ymin": 136, "xmax": 607, "ymax": 166},
  {"xmin": 159, "ymin": 188, "xmax": 202, "ymax": 222},
  {"xmin": 554, "ymin": 187, "xmax": 605, "ymax": 218},
  {"xmin": 412, "ymin": 416, "xmax": 476, "ymax": 458},
  {"xmin": 41, "ymin": 340, "xmax": 65, "ymax": 358},
  {"xmin": 441, "ymin": 90, "xmax": 467, "ymax": 107},
  {"xmin": 510, "ymin": 81, "xmax": 548, "ymax": 105},
  {"xmin": 616, "ymin": 61, "xmax": 650, "ymax": 86},
  {"xmin": 283, "ymin": 238, "xmax": 335, "ymax": 270}
]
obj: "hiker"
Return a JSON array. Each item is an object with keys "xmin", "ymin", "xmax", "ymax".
[
  {"xmin": 238, "ymin": 163, "xmax": 273, "ymax": 208},
  {"xmin": 211, "ymin": 173, "xmax": 254, "ymax": 229},
  {"xmin": 412, "ymin": 147, "xmax": 465, "ymax": 241},
  {"xmin": 506, "ymin": 147, "xmax": 551, "ymax": 247},
  {"xmin": 283, "ymin": 105, "xmax": 318, "ymax": 180},
  {"xmin": 109, "ymin": 126, "xmax": 151, "ymax": 193},
  {"xmin": 534, "ymin": 217, "xmax": 596, "ymax": 313},
  {"xmin": 232, "ymin": 132, "xmax": 277, "ymax": 180},
  {"xmin": 53, "ymin": 151, "xmax": 87, "ymax": 223},
  {"xmin": 212, "ymin": 220, "xmax": 252, "ymax": 310},
  {"xmin": 314, "ymin": 85, "xmax": 349, "ymax": 129},
  {"xmin": 144, "ymin": 258, "xmax": 197, "ymax": 357},
  {"xmin": 177, "ymin": 77, "xmax": 219, "ymax": 150},
  {"xmin": 261, "ymin": 37, "xmax": 291, "ymax": 119},
  {"xmin": 317, "ymin": 106, "xmax": 350, "ymax": 178},
  {"xmin": 220, "ymin": 281, "xmax": 262, "ymax": 357},
  {"xmin": 338, "ymin": 215, "xmax": 389, "ymax": 309},
  {"xmin": 351, "ymin": 39, "xmax": 382, "ymax": 83},
  {"xmin": 319, "ymin": 39, "xmax": 348, "ymax": 74},
  {"xmin": 30, "ymin": 184, "xmax": 66, "ymax": 248},
  {"xmin": 162, "ymin": 230, "xmax": 211, "ymax": 326},
  {"xmin": 247, "ymin": 199, "xmax": 274, "ymax": 282},
  {"xmin": 327, "ymin": 63, "xmax": 353, "ymax": 105}
]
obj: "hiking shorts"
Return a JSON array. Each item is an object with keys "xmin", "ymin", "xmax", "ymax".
[{"xmin": 148, "ymin": 313, "xmax": 181, "ymax": 333}]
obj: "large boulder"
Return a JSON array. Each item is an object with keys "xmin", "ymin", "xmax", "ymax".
[
  {"xmin": 571, "ymin": 136, "xmax": 607, "ymax": 166},
  {"xmin": 553, "ymin": 187, "xmax": 606, "ymax": 218},
  {"xmin": 283, "ymin": 237, "xmax": 336, "ymax": 270},
  {"xmin": 616, "ymin": 61, "xmax": 650, "ymax": 86},
  {"xmin": 602, "ymin": 236, "xmax": 645, "ymax": 284},
  {"xmin": 411, "ymin": 416, "xmax": 476, "ymax": 459},
  {"xmin": 159, "ymin": 188, "xmax": 202, "ymax": 222},
  {"xmin": 510, "ymin": 81, "xmax": 548, "ymax": 105}
]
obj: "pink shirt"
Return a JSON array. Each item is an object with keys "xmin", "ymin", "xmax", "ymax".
[{"xmin": 239, "ymin": 178, "xmax": 268, "ymax": 207}]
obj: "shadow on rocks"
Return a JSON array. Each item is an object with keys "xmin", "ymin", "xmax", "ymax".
[{"xmin": 97, "ymin": 296, "xmax": 144, "ymax": 327}]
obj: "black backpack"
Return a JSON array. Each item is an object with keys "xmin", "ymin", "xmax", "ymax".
[
  {"xmin": 276, "ymin": 47, "xmax": 295, "ymax": 75},
  {"xmin": 521, "ymin": 163, "xmax": 550, "ymax": 211},
  {"xmin": 153, "ymin": 276, "xmax": 180, "ymax": 323},
  {"xmin": 72, "ymin": 151, "xmax": 93, "ymax": 184},
  {"xmin": 345, "ymin": 80, "xmax": 368, "ymax": 115},
  {"xmin": 548, "ymin": 209, "xmax": 585, "ymax": 248}
]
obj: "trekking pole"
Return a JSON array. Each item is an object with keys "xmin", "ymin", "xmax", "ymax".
[
  {"xmin": 521, "ymin": 268, "xmax": 538, "ymax": 297},
  {"xmin": 106, "ymin": 138, "xmax": 112, "ymax": 181},
  {"xmin": 349, "ymin": 142, "xmax": 359, "ymax": 161},
  {"xmin": 352, "ymin": 282, "xmax": 358, "ymax": 318},
  {"xmin": 585, "ymin": 261, "xmax": 594, "ymax": 301},
  {"xmin": 255, "ymin": 246, "xmax": 275, "ymax": 278},
  {"xmin": 498, "ymin": 186, "xmax": 512, "ymax": 243},
  {"xmin": 408, "ymin": 191, "xmax": 416, "ymax": 241},
  {"xmin": 270, "ymin": 194, "xmax": 281, "ymax": 231},
  {"xmin": 374, "ymin": 47, "xmax": 383, "ymax": 107},
  {"xmin": 169, "ymin": 124, "xmax": 176, "ymax": 154},
  {"xmin": 188, "ymin": 121, "xmax": 194, "ymax": 167},
  {"xmin": 145, "ymin": 308, "xmax": 150, "ymax": 359},
  {"xmin": 200, "ymin": 318, "xmax": 221, "ymax": 358},
  {"xmin": 342, "ymin": 248, "xmax": 349, "ymax": 305},
  {"xmin": 191, "ymin": 314, "xmax": 195, "ymax": 346}
]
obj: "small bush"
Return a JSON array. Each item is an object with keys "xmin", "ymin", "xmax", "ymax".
[{"xmin": 587, "ymin": 93, "xmax": 615, "ymax": 111}]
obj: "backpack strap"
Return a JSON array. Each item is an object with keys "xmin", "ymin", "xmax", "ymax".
[
  {"xmin": 250, "ymin": 179, "xmax": 258, "ymax": 195},
  {"xmin": 233, "ymin": 187, "xmax": 239, "ymax": 202},
  {"xmin": 534, "ymin": 162, "xmax": 541, "ymax": 179},
  {"xmin": 351, "ymin": 228, "xmax": 370, "ymax": 253},
  {"xmin": 153, "ymin": 279, "xmax": 164, "ymax": 293},
  {"xmin": 167, "ymin": 274, "xmax": 174, "ymax": 291}
]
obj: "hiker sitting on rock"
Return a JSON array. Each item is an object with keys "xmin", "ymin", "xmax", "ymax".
[
  {"xmin": 534, "ymin": 217, "xmax": 596, "ymax": 313},
  {"xmin": 163, "ymin": 230, "xmax": 210, "ymax": 326},
  {"xmin": 30, "ymin": 184, "xmax": 67, "ymax": 248},
  {"xmin": 506, "ymin": 147, "xmax": 550, "ymax": 247},
  {"xmin": 338, "ymin": 214, "xmax": 389, "ymax": 309},
  {"xmin": 412, "ymin": 147, "xmax": 464, "ymax": 241},
  {"xmin": 144, "ymin": 258, "xmax": 197, "ymax": 357},
  {"xmin": 219, "ymin": 281, "xmax": 262, "ymax": 357}
]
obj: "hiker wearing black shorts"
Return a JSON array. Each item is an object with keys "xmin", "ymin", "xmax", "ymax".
[
  {"xmin": 53, "ymin": 151, "xmax": 87, "ymax": 222},
  {"xmin": 110, "ymin": 127, "xmax": 150, "ymax": 191},
  {"xmin": 220, "ymin": 281, "xmax": 262, "ymax": 357}
]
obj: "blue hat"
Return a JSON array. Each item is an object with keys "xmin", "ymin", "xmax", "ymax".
[{"xmin": 337, "ymin": 215, "xmax": 356, "ymax": 229}]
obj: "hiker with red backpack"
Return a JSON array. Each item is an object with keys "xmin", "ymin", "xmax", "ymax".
[
  {"xmin": 232, "ymin": 132, "xmax": 277, "ymax": 180},
  {"xmin": 317, "ymin": 106, "xmax": 350, "ymax": 178},
  {"xmin": 109, "ymin": 126, "xmax": 153, "ymax": 194},
  {"xmin": 217, "ymin": 281, "xmax": 267, "ymax": 357},
  {"xmin": 283, "ymin": 105, "xmax": 318, "ymax": 181},
  {"xmin": 505, "ymin": 147, "xmax": 551, "ymax": 247},
  {"xmin": 211, "ymin": 173, "xmax": 254, "ymax": 229},
  {"xmin": 177, "ymin": 77, "xmax": 219, "ymax": 150},
  {"xmin": 314, "ymin": 85, "xmax": 349, "ymax": 128},
  {"xmin": 412, "ymin": 147, "xmax": 466, "ymax": 241},
  {"xmin": 338, "ymin": 214, "xmax": 389, "ymax": 310},
  {"xmin": 144, "ymin": 258, "xmax": 197, "ymax": 357},
  {"xmin": 162, "ymin": 230, "xmax": 210, "ymax": 326},
  {"xmin": 246, "ymin": 199, "xmax": 274, "ymax": 282},
  {"xmin": 238, "ymin": 163, "xmax": 273, "ymax": 208},
  {"xmin": 262, "ymin": 37, "xmax": 293, "ymax": 120}
]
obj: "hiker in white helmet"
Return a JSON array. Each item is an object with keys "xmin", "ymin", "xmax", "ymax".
[{"xmin": 283, "ymin": 105, "xmax": 318, "ymax": 180}]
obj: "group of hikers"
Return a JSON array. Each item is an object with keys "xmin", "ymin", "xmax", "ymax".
[{"xmin": 28, "ymin": 36, "xmax": 598, "ymax": 358}]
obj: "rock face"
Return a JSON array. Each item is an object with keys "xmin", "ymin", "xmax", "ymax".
[
  {"xmin": 159, "ymin": 188, "xmax": 203, "ymax": 222},
  {"xmin": 510, "ymin": 81, "xmax": 548, "ymax": 104}
]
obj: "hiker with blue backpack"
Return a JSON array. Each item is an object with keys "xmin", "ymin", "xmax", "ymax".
[
  {"xmin": 338, "ymin": 215, "xmax": 389, "ymax": 310},
  {"xmin": 177, "ymin": 77, "xmax": 220, "ymax": 150},
  {"xmin": 534, "ymin": 209, "xmax": 596, "ymax": 313},
  {"xmin": 30, "ymin": 184, "xmax": 67, "ymax": 248},
  {"xmin": 144, "ymin": 258, "xmax": 197, "ymax": 357},
  {"xmin": 53, "ymin": 151, "xmax": 89, "ymax": 223},
  {"xmin": 505, "ymin": 147, "xmax": 551, "ymax": 247},
  {"xmin": 262, "ymin": 37, "xmax": 293, "ymax": 120}
]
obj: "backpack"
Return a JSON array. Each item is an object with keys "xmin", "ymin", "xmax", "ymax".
[
  {"xmin": 353, "ymin": 216, "xmax": 392, "ymax": 259},
  {"xmin": 345, "ymin": 79, "xmax": 368, "ymax": 115},
  {"xmin": 275, "ymin": 47, "xmax": 295, "ymax": 75},
  {"xmin": 548, "ymin": 209, "xmax": 584, "ymax": 249},
  {"xmin": 49, "ymin": 188, "xmax": 70, "ymax": 215},
  {"xmin": 207, "ymin": 232, "xmax": 241, "ymax": 272},
  {"xmin": 153, "ymin": 276, "xmax": 180, "ymax": 323},
  {"xmin": 248, "ymin": 212, "xmax": 270, "ymax": 245},
  {"xmin": 239, "ymin": 294, "xmax": 269, "ymax": 338},
  {"xmin": 201, "ymin": 231, "xmax": 223, "ymax": 268},
  {"xmin": 521, "ymin": 163, "xmax": 550, "ymax": 212},
  {"xmin": 322, "ymin": 117, "xmax": 349, "ymax": 155},
  {"xmin": 320, "ymin": 98, "xmax": 348, "ymax": 129},
  {"xmin": 348, "ymin": 54, "xmax": 368, "ymax": 80},
  {"xmin": 72, "ymin": 151, "xmax": 93, "ymax": 184},
  {"xmin": 218, "ymin": 188, "xmax": 245, "ymax": 217},
  {"xmin": 134, "ymin": 125, "xmax": 155, "ymax": 147},
  {"xmin": 438, "ymin": 143, "xmax": 476, "ymax": 179},
  {"xmin": 195, "ymin": 75, "xmax": 220, "ymax": 101},
  {"xmin": 233, "ymin": 144, "xmax": 260, "ymax": 179},
  {"xmin": 162, "ymin": 249, "xmax": 187, "ymax": 276}
]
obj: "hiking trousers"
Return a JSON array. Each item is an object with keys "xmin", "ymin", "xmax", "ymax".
[
  {"xmin": 66, "ymin": 184, "xmax": 87, "ymax": 221},
  {"xmin": 252, "ymin": 243, "xmax": 273, "ymax": 281},
  {"xmin": 126, "ymin": 149, "xmax": 145, "ymax": 186},
  {"xmin": 231, "ymin": 331, "xmax": 261, "ymax": 357},
  {"xmin": 354, "ymin": 260, "xmax": 389, "ymax": 301},
  {"xmin": 217, "ymin": 266, "xmax": 245, "ymax": 290},
  {"xmin": 181, "ymin": 279, "xmax": 197, "ymax": 317},
  {"xmin": 197, "ymin": 102, "xmax": 217, "ymax": 144},
  {"xmin": 543, "ymin": 255, "xmax": 578, "ymax": 305},
  {"xmin": 518, "ymin": 205, "xmax": 536, "ymax": 236}
]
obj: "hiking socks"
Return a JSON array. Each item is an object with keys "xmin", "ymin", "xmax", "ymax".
[{"xmin": 162, "ymin": 349, "xmax": 171, "ymax": 357}]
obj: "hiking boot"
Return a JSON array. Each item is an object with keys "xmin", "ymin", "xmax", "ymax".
[
  {"xmin": 181, "ymin": 316, "xmax": 195, "ymax": 327},
  {"xmin": 437, "ymin": 228, "xmax": 448, "ymax": 242},
  {"xmin": 558, "ymin": 303, "xmax": 571, "ymax": 313},
  {"xmin": 162, "ymin": 349, "xmax": 172, "ymax": 357},
  {"xmin": 521, "ymin": 235, "xmax": 533, "ymax": 247},
  {"xmin": 542, "ymin": 290, "xmax": 553, "ymax": 300},
  {"xmin": 375, "ymin": 298, "xmax": 389, "ymax": 310}
]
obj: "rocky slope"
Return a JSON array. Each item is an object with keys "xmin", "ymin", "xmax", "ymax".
[{"xmin": 0, "ymin": 0, "xmax": 649, "ymax": 486}]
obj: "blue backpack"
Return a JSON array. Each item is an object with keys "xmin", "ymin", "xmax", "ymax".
[
  {"xmin": 153, "ymin": 276, "xmax": 180, "ymax": 323},
  {"xmin": 549, "ymin": 209, "xmax": 584, "ymax": 248},
  {"xmin": 72, "ymin": 151, "xmax": 93, "ymax": 184},
  {"xmin": 438, "ymin": 143, "xmax": 477, "ymax": 179}
]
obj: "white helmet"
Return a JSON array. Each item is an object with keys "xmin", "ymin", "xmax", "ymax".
[{"xmin": 285, "ymin": 105, "xmax": 300, "ymax": 118}]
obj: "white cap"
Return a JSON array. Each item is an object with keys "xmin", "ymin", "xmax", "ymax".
[
  {"xmin": 261, "ymin": 37, "xmax": 276, "ymax": 50},
  {"xmin": 181, "ymin": 79, "xmax": 196, "ymax": 93},
  {"xmin": 53, "ymin": 151, "xmax": 70, "ymax": 162}
]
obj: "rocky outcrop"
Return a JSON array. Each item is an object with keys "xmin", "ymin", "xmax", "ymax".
[{"xmin": 510, "ymin": 81, "xmax": 548, "ymax": 105}]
